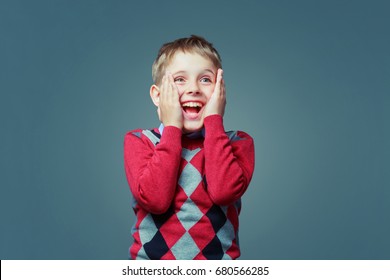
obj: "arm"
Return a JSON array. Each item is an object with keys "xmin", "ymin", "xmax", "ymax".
[
  {"xmin": 202, "ymin": 69, "xmax": 255, "ymax": 205},
  {"xmin": 125, "ymin": 72, "xmax": 183, "ymax": 214},
  {"xmin": 203, "ymin": 115, "xmax": 255, "ymax": 205},
  {"xmin": 124, "ymin": 126, "xmax": 182, "ymax": 214}
]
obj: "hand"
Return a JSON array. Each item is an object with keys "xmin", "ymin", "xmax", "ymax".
[
  {"xmin": 158, "ymin": 72, "xmax": 183, "ymax": 129},
  {"xmin": 203, "ymin": 68, "xmax": 226, "ymax": 117}
]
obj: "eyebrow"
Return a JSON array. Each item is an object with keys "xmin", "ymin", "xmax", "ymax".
[
  {"xmin": 173, "ymin": 69, "xmax": 215, "ymax": 76},
  {"xmin": 203, "ymin": 69, "xmax": 215, "ymax": 75}
]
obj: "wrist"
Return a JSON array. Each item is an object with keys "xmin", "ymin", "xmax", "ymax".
[
  {"xmin": 163, "ymin": 121, "xmax": 183, "ymax": 130},
  {"xmin": 204, "ymin": 111, "xmax": 223, "ymax": 118},
  {"xmin": 204, "ymin": 114, "xmax": 225, "ymax": 136}
]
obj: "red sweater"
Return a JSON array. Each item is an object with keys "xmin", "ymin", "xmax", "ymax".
[{"xmin": 124, "ymin": 115, "xmax": 254, "ymax": 259}]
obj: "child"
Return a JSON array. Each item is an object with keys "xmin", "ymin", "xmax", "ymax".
[{"xmin": 124, "ymin": 35, "xmax": 255, "ymax": 260}]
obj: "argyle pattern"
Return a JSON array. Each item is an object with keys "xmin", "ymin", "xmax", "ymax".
[{"xmin": 129, "ymin": 129, "xmax": 242, "ymax": 260}]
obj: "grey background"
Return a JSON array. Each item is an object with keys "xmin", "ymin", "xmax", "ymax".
[{"xmin": 1, "ymin": 0, "xmax": 389, "ymax": 259}]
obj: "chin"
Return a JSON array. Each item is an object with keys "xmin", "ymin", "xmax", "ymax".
[{"xmin": 182, "ymin": 119, "xmax": 204, "ymax": 133}]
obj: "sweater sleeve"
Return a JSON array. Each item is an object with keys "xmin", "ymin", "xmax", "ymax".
[
  {"xmin": 203, "ymin": 115, "xmax": 255, "ymax": 206},
  {"xmin": 124, "ymin": 126, "xmax": 182, "ymax": 214}
]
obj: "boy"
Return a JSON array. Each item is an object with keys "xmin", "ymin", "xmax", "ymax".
[{"xmin": 124, "ymin": 35, "xmax": 254, "ymax": 260}]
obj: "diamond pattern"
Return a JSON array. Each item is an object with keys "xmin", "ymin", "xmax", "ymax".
[
  {"xmin": 142, "ymin": 130, "xmax": 160, "ymax": 145},
  {"xmin": 181, "ymin": 148, "xmax": 201, "ymax": 162},
  {"xmin": 216, "ymin": 216, "xmax": 235, "ymax": 252},
  {"xmin": 222, "ymin": 253, "xmax": 233, "ymax": 260},
  {"xmin": 130, "ymin": 130, "xmax": 244, "ymax": 260},
  {"xmin": 176, "ymin": 198, "xmax": 203, "ymax": 230},
  {"xmin": 138, "ymin": 214, "xmax": 158, "ymax": 244},
  {"xmin": 135, "ymin": 247, "xmax": 148, "ymax": 260},
  {"xmin": 161, "ymin": 250, "xmax": 176, "ymax": 260},
  {"xmin": 171, "ymin": 232, "xmax": 200, "ymax": 260},
  {"xmin": 173, "ymin": 185, "xmax": 190, "ymax": 210},
  {"xmin": 159, "ymin": 214, "xmax": 186, "ymax": 248},
  {"xmin": 189, "ymin": 182, "xmax": 213, "ymax": 214},
  {"xmin": 202, "ymin": 235, "xmax": 224, "ymax": 259},
  {"xmin": 178, "ymin": 163, "xmax": 202, "ymax": 197},
  {"xmin": 131, "ymin": 131, "xmax": 141, "ymax": 138},
  {"xmin": 152, "ymin": 205, "xmax": 175, "ymax": 229},
  {"xmin": 206, "ymin": 204, "xmax": 227, "ymax": 233},
  {"xmin": 226, "ymin": 131, "xmax": 245, "ymax": 142},
  {"xmin": 144, "ymin": 231, "xmax": 169, "ymax": 259},
  {"xmin": 194, "ymin": 252, "xmax": 207, "ymax": 260},
  {"xmin": 188, "ymin": 215, "xmax": 215, "ymax": 251}
]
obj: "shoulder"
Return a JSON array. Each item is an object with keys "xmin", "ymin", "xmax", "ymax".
[
  {"xmin": 124, "ymin": 128, "xmax": 161, "ymax": 146},
  {"xmin": 225, "ymin": 130, "xmax": 253, "ymax": 143}
]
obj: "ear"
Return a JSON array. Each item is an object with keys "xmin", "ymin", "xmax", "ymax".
[{"xmin": 150, "ymin": 84, "xmax": 160, "ymax": 107}]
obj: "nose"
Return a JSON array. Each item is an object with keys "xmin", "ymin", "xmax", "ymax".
[{"xmin": 185, "ymin": 80, "xmax": 200, "ymax": 95}]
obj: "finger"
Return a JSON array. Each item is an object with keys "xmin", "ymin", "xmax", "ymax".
[
  {"xmin": 161, "ymin": 74, "xmax": 169, "ymax": 101},
  {"xmin": 168, "ymin": 73, "xmax": 177, "ymax": 91},
  {"xmin": 217, "ymin": 69, "xmax": 223, "ymax": 84},
  {"xmin": 214, "ymin": 69, "xmax": 223, "ymax": 94},
  {"xmin": 168, "ymin": 72, "xmax": 180, "ymax": 101},
  {"xmin": 167, "ymin": 72, "xmax": 174, "ymax": 93},
  {"xmin": 221, "ymin": 77, "xmax": 226, "ymax": 97},
  {"xmin": 168, "ymin": 72, "xmax": 174, "ymax": 84},
  {"xmin": 160, "ymin": 75, "xmax": 166, "ymax": 93}
]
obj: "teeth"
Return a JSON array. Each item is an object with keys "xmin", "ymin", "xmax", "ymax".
[{"xmin": 182, "ymin": 102, "xmax": 203, "ymax": 108}]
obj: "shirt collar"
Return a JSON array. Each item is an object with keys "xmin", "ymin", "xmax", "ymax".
[{"xmin": 158, "ymin": 123, "xmax": 205, "ymax": 139}]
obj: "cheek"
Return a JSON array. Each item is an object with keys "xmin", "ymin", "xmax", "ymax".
[
  {"xmin": 204, "ymin": 86, "xmax": 215, "ymax": 100},
  {"xmin": 176, "ymin": 85, "xmax": 186, "ymax": 96}
]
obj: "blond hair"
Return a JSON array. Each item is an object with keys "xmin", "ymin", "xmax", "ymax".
[{"xmin": 152, "ymin": 35, "xmax": 222, "ymax": 85}]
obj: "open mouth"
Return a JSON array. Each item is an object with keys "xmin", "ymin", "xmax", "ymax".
[{"xmin": 181, "ymin": 101, "xmax": 203, "ymax": 119}]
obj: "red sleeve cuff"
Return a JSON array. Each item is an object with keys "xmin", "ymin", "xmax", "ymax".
[
  {"xmin": 160, "ymin": 125, "xmax": 182, "ymax": 146},
  {"xmin": 203, "ymin": 114, "xmax": 225, "ymax": 137}
]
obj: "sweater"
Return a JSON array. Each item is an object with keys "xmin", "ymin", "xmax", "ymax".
[{"xmin": 124, "ymin": 115, "xmax": 255, "ymax": 259}]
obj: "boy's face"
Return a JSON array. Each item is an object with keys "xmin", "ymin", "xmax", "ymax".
[{"xmin": 165, "ymin": 51, "xmax": 218, "ymax": 133}]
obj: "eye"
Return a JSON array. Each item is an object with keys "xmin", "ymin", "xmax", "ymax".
[
  {"xmin": 200, "ymin": 77, "xmax": 212, "ymax": 83},
  {"xmin": 174, "ymin": 77, "xmax": 186, "ymax": 84}
]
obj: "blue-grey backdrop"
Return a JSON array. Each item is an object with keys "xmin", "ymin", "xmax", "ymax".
[{"xmin": 1, "ymin": 0, "xmax": 389, "ymax": 259}]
